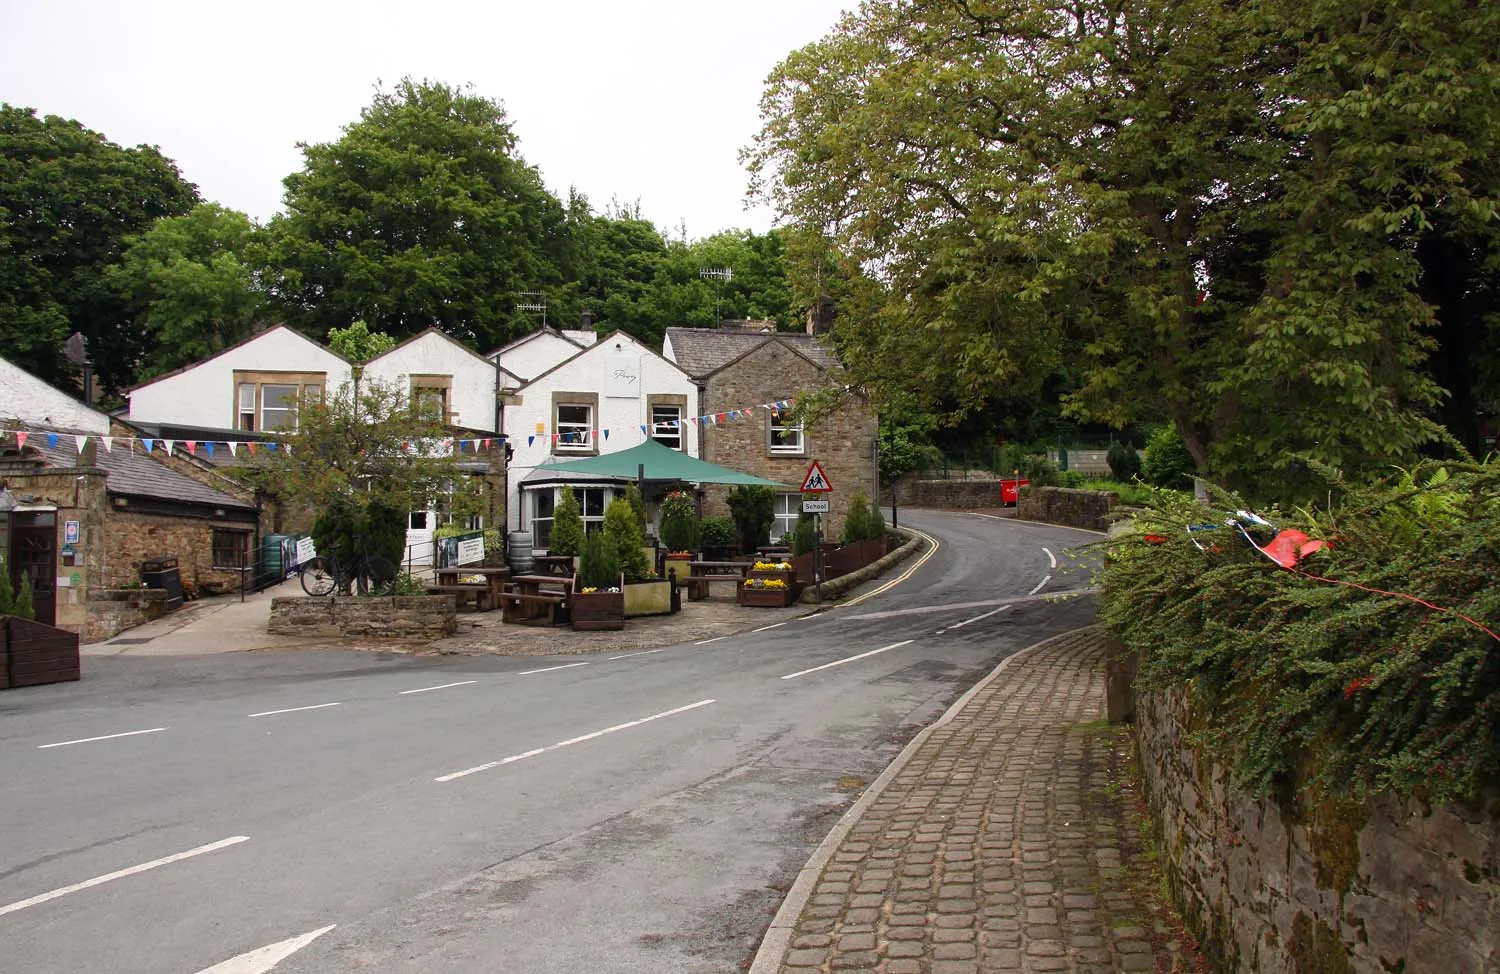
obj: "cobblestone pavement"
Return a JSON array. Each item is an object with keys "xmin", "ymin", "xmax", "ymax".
[{"xmin": 756, "ymin": 626, "xmax": 1201, "ymax": 974}]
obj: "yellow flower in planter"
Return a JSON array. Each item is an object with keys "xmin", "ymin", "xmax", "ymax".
[
  {"xmin": 753, "ymin": 560, "xmax": 793, "ymax": 572},
  {"xmin": 582, "ymin": 587, "xmax": 598, "ymax": 594}
]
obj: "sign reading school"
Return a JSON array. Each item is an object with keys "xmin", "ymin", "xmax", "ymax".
[{"xmin": 800, "ymin": 460, "xmax": 833, "ymax": 493}]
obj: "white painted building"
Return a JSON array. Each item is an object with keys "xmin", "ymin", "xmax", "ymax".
[
  {"xmin": 127, "ymin": 325, "xmax": 354, "ymax": 433},
  {"xmin": 487, "ymin": 328, "xmax": 589, "ymax": 385},
  {"xmin": 0, "ymin": 356, "xmax": 110, "ymax": 433},
  {"xmin": 363, "ymin": 327, "xmax": 501, "ymax": 433},
  {"xmin": 504, "ymin": 330, "xmax": 698, "ymax": 548}
]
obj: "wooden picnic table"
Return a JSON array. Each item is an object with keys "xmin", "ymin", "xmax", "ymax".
[
  {"xmin": 531, "ymin": 554, "xmax": 575, "ymax": 577},
  {"xmin": 433, "ymin": 565, "xmax": 510, "ymax": 611},
  {"xmin": 501, "ymin": 572, "xmax": 574, "ymax": 625},
  {"xmin": 683, "ymin": 560, "xmax": 753, "ymax": 601}
]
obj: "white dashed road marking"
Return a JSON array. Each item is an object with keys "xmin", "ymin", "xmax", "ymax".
[
  {"xmin": 435, "ymin": 699, "xmax": 716, "ymax": 782},
  {"xmin": 0, "ymin": 836, "xmax": 250, "ymax": 917},
  {"xmin": 37, "ymin": 727, "xmax": 166, "ymax": 749},
  {"xmin": 780, "ymin": 641, "xmax": 914, "ymax": 681}
]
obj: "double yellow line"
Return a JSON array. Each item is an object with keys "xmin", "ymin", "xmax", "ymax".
[{"xmin": 836, "ymin": 526, "xmax": 941, "ymax": 609}]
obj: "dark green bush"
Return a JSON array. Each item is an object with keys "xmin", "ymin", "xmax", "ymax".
[
  {"xmin": 841, "ymin": 491, "xmax": 884, "ymax": 542},
  {"xmin": 791, "ymin": 512, "xmax": 818, "ymax": 556},
  {"xmin": 1140, "ymin": 425, "xmax": 1196, "ymax": 489},
  {"xmin": 549, "ymin": 486, "xmax": 585, "ymax": 557},
  {"xmin": 1102, "ymin": 460, "xmax": 1500, "ymax": 805},
  {"xmin": 658, "ymin": 490, "xmax": 698, "ymax": 552},
  {"xmin": 603, "ymin": 497, "xmax": 650, "ymax": 581},
  {"xmin": 1107, "ymin": 441, "xmax": 1142, "ymax": 482},
  {"xmin": 726, "ymin": 485, "xmax": 775, "ymax": 553},
  {"xmin": 578, "ymin": 532, "xmax": 619, "ymax": 590},
  {"xmin": 699, "ymin": 516, "xmax": 736, "ymax": 549}
]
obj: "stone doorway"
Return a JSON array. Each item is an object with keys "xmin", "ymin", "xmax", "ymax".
[{"xmin": 9, "ymin": 511, "xmax": 57, "ymax": 625}]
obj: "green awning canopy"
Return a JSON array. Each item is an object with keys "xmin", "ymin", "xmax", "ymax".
[{"xmin": 539, "ymin": 438, "xmax": 790, "ymax": 486}]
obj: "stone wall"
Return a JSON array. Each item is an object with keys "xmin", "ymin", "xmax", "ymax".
[
  {"xmin": 1016, "ymin": 486, "xmax": 1115, "ymax": 532},
  {"xmin": 699, "ymin": 340, "xmax": 877, "ymax": 540},
  {"xmin": 269, "ymin": 595, "xmax": 457, "ymax": 639},
  {"xmin": 1136, "ymin": 687, "xmax": 1500, "ymax": 973},
  {"xmin": 104, "ymin": 510, "xmax": 251, "ymax": 596},
  {"xmin": 85, "ymin": 588, "xmax": 170, "ymax": 642},
  {"xmin": 890, "ymin": 479, "xmax": 1005, "ymax": 509}
]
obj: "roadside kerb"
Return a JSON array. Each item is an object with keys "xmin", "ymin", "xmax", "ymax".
[
  {"xmin": 800, "ymin": 527, "xmax": 926, "ymax": 604},
  {"xmin": 747, "ymin": 625, "xmax": 1095, "ymax": 973}
]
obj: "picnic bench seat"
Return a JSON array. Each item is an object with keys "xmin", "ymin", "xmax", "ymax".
[
  {"xmin": 682, "ymin": 573, "xmax": 747, "ymax": 601},
  {"xmin": 425, "ymin": 582, "xmax": 493, "ymax": 611},
  {"xmin": 499, "ymin": 590, "xmax": 569, "ymax": 625}
]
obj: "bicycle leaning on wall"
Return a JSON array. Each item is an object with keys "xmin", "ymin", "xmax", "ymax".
[{"xmin": 299, "ymin": 550, "xmax": 400, "ymax": 597}]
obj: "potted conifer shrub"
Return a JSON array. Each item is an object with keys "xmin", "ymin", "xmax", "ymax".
[
  {"xmin": 658, "ymin": 489, "xmax": 698, "ymax": 584},
  {"xmin": 549, "ymin": 485, "xmax": 585, "ymax": 571},
  {"xmin": 605, "ymin": 497, "xmax": 673, "ymax": 616},
  {"xmin": 571, "ymin": 533, "xmax": 624, "ymax": 631}
]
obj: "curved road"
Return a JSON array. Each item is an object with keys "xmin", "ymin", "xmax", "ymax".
[{"xmin": 0, "ymin": 510, "xmax": 1103, "ymax": 974}]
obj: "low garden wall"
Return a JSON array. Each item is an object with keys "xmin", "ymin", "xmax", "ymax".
[
  {"xmin": 85, "ymin": 588, "xmax": 171, "ymax": 643},
  {"xmin": 800, "ymin": 528, "xmax": 924, "ymax": 603},
  {"xmin": 269, "ymin": 596, "xmax": 457, "ymax": 639},
  {"xmin": 1016, "ymin": 485, "xmax": 1115, "ymax": 531},
  {"xmin": 891, "ymin": 479, "xmax": 1003, "ymax": 509},
  {"xmin": 1136, "ymin": 682, "xmax": 1500, "ymax": 973}
]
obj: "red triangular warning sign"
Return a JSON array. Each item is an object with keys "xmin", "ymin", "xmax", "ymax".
[{"xmin": 800, "ymin": 461, "xmax": 833, "ymax": 493}]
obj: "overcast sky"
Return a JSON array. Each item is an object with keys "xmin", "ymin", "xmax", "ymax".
[{"xmin": 0, "ymin": 0, "xmax": 850, "ymax": 238}]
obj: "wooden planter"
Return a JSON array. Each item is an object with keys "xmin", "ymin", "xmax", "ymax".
[
  {"xmin": 572, "ymin": 574, "xmax": 625, "ymax": 631},
  {"xmin": 738, "ymin": 584, "xmax": 795, "ymax": 607},
  {"xmin": 2, "ymin": 616, "xmax": 81, "ymax": 689}
]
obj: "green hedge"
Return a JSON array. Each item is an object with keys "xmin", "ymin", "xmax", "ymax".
[{"xmin": 1101, "ymin": 461, "xmax": 1500, "ymax": 806}]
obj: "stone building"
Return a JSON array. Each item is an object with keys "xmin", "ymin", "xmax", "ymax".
[
  {"xmin": 662, "ymin": 320, "xmax": 878, "ymax": 542},
  {"xmin": 1, "ymin": 355, "xmax": 261, "ymax": 636}
]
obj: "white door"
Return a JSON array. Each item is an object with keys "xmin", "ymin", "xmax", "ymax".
[{"xmin": 405, "ymin": 509, "xmax": 436, "ymax": 567}]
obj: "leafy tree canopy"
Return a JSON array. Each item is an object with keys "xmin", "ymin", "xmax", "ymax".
[
  {"xmin": 108, "ymin": 203, "xmax": 268, "ymax": 379},
  {"xmin": 267, "ymin": 78, "xmax": 572, "ymax": 352},
  {"xmin": 748, "ymin": 0, "xmax": 1500, "ymax": 501},
  {"xmin": 0, "ymin": 104, "xmax": 198, "ymax": 393},
  {"xmin": 327, "ymin": 319, "xmax": 396, "ymax": 363},
  {"xmin": 241, "ymin": 376, "xmax": 480, "ymax": 539}
]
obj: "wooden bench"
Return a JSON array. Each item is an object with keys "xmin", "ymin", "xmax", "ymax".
[
  {"xmin": 682, "ymin": 574, "xmax": 746, "ymax": 601},
  {"xmin": 425, "ymin": 582, "xmax": 493, "ymax": 611},
  {"xmin": 500, "ymin": 590, "xmax": 569, "ymax": 625}
]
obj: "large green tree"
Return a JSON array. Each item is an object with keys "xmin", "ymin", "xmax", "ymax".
[
  {"xmin": 0, "ymin": 105, "xmax": 198, "ymax": 393},
  {"xmin": 267, "ymin": 78, "xmax": 572, "ymax": 352},
  {"xmin": 748, "ymin": 0, "xmax": 1500, "ymax": 499},
  {"xmin": 108, "ymin": 203, "xmax": 268, "ymax": 378}
]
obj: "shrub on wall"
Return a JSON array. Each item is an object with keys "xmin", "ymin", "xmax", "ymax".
[
  {"xmin": 841, "ymin": 491, "xmax": 884, "ymax": 543},
  {"xmin": 1140, "ymin": 425, "xmax": 1196, "ymax": 489},
  {"xmin": 1101, "ymin": 460, "xmax": 1500, "ymax": 805}
]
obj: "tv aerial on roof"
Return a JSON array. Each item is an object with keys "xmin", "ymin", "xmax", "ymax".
[
  {"xmin": 516, "ymin": 291, "xmax": 547, "ymax": 327},
  {"xmin": 698, "ymin": 268, "xmax": 732, "ymax": 324}
]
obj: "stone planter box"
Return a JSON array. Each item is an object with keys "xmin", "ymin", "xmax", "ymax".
[
  {"xmin": 623, "ymin": 579, "xmax": 673, "ymax": 617},
  {"xmin": 738, "ymin": 584, "xmax": 796, "ymax": 607},
  {"xmin": 85, "ymin": 588, "xmax": 171, "ymax": 643},
  {"xmin": 663, "ymin": 554, "xmax": 693, "ymax": 584}
]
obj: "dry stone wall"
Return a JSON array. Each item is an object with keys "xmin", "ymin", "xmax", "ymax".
[
  {"xmin": 890, "ymin": 479, "xmax": 1005, "ymax": 509},
  {"xmin": 269, "ymin": 595, "xmax": 457, "ymax": 639},
  {"xmin": 1137, "ymin": 688, "xmax": 1500, "ymax": 974},
  {"xmin": 1016, "ymin": 486, "xmax": 1115, "ymax": 532}
]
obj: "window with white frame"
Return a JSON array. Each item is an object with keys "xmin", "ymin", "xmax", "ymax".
[
  {"xmin": 555, "ymin": 403, "xmax": 593, "ymax": 452},
  {"xmin": 768, "ymin": 410, "xmax": 805, "ymax": 455},
  {"xmin": 773, "ymin": 492, "xmax": 801, "ymax": 541},
  {"xmin": 651, "ymin": 404, "xmax": 682, "ymax": 450},
  {"xmin": 532, "ymin": 486, "xmax": 608, "ymax": 549}
]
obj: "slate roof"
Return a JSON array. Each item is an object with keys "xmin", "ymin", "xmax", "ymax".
[
  {"xmin": 664, "ymin": 327, "xmax": 840, "ymax": 379},
  {"xmin": 23, "ymin": 432, "xmax": 256, "ymax": 510}
]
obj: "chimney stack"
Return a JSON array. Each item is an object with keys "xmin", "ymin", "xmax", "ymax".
[
  {"xmin": 580, "ymin": 309, "xmax": 594, "ymax": 329},
  {"xmin": 806, "ymin": 297, "xmax": 836, "ymax": 336}
]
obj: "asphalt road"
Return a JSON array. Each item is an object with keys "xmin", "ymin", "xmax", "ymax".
[{"xmin": 0, "ymin": 510, "xmax": 1105, "ymax": 974}]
